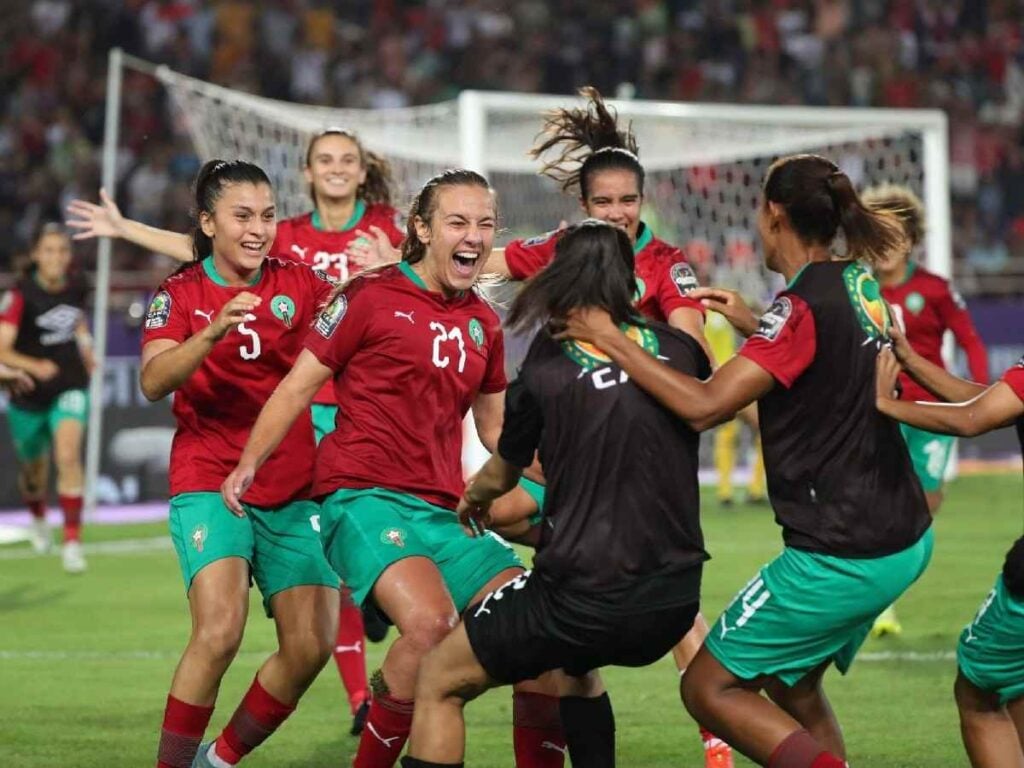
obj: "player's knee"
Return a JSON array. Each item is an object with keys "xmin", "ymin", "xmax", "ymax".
[
  {"xmin": 19, "ymin": 461, "xmax": 47, "ymax": 495},
  {"xmin": 52, "ymin": 447, "xmax": 82, "ymax": 478},
  {"xmin": 281, "ymin": 628, "xmax": 334, "ymax": 675},
  {"xmin": 401, "ymin": 609, "xmax": 458, "ymax": 656},
  {"xmin": 192, "ymin": 615, "xmax": 245, "ymax": 665}
]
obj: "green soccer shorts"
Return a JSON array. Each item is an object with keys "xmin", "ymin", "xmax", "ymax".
[
  {"xmin": 169, "ymin": 492, "xmax": 338, "ymax": 617},
  {"xmin": 7, "ymin": 388, "xmax": 89, "ymax": 461},
  {"xmin": 899, "ymin": 424, "xmax": 955, "ymax": 493},
  {"xmin": 705, "ymin": 527, "xmax": 934, "ymax": 686},
  {"xmin": 310, "ymin": 403, "xmax": 338, "ymax": 445},
  {"xmin": 518, "ymin": 477, "xmax": 546, "ymax": 527},
  {"xmin": 318, "ymin": 486, "xmax": 523, "ymax": 610},
  {"xmin": 958, "ymin": 574, "xmax": 1024, "ymax": 706}
]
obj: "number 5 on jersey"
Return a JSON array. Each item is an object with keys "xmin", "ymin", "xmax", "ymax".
[
  {"xmin": 430, "ymin": 322, "xmax": 466, "ymax": 373},
  {"xmin": 238, "ymin": 321, "xmax": 261, "ymax": 360}
]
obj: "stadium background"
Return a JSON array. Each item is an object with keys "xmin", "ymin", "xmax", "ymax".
[{"xmin": 1, "ymin": 0, "xmax": 1022, "ymax": 507}]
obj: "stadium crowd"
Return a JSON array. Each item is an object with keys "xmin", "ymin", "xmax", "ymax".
[{"xmin": 1, "ymin": 0, "xmax": 1022, "ymax": 285}]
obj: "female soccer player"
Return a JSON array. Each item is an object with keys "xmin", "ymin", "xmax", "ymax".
[
  {"xmin": 482, "ymin": 85, "xmax": 730, "ymax": 766},
  {"xmin": 0, "ymin": 223, "xmax": 94, "ymax": 573},
  {"xmin": 142, "ymin": 159, "xmax": 339, "ymax": 768},
  {"xmin": 862, "ymin": 183, "xmax": 988, "ymax": 638},
  {"xmin": 558, "ymin": 154, "xmax": 934, "ymax": 768},
  {"xmin": 400, "ymin": 220, "xmax": 711, "ymax": 768},
  {"xmin": 875, "ymin": 341, "xmax": 1024, "ymax": 768},
  {"xmin": 223, "ymin": 169, "xmax": 561, "ymax": 768},
  {"xmin": 66, "ymin": 128, "xmax": 402, "ymax": 732}
]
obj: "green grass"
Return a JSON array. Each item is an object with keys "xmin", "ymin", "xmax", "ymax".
[{"xmin": 3, "ymin": 475, "xmax": 1021, "ymax": 767}]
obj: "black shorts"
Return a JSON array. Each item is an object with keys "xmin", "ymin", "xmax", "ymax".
[{"xmin": 464, "ymin": 569, "xmax": 701, "ymax": 684}]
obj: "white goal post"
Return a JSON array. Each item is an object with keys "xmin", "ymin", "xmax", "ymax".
[{"xmin": 84, "ymin": 50, "xmax": 951, "ymax": 511}]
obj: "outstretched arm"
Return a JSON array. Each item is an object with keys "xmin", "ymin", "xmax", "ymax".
[
  {"xmin": 560, "ymin": 308, "xmax": 775, "ymax": 431},
  {"xmin": 876, "ymin": 347, "xmax": 1022, "ymax": 436},
  {"xmin": 66, "ymin": 188, "xmax": 194, "ymax": 263},
  {"xmin": 221, "ymin": 349, "xmax": 332, "ymax": 514},
  {"xmin": 889, "ymin": 322, "xmax": 986, "ymax": 403}
]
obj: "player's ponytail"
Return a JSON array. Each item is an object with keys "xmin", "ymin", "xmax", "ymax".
[
  {"xmin": 531, "ymin": 86, "xmax": 644, "ymax": 200},
  {"xmin": 507, "ymin": 219, "xmax": 637, "ymax": 333},
  {"xmin": 763, "ymin": 154, "xmax": 904, "ymax": 267},
  {"xmin": 191, "ymin": 159, "xmax": 272, "ymax": 261},
  {"xmin": 401, "ymin": 169, "xmax": 494, "ymax": 264},
  {"xmin": 305, "ymin": 129, "xmax": 395, "ymax": 207}
]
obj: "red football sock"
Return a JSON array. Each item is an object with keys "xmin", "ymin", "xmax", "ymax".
[
  {"xmin": 353, "ymin": 693, "xmax": 414, "ymax": 768},
  {"xmin": 58, "ymin": 494, "xmax": 82, "ymax": 543},
  {"xmin": 27, "ymin": 498, "xmax": 46, "ymax": 521},
  {"xmin": 212, "ymin": 675, "xmax": 295, "ymax": 764},
  {"xmin": 810, "ymin": 754, "xmax": 846, "ymax": 768},
  {"xmin": 335, "ymin": 589, "xmax": 370, "ymax": 713},
  {"xmin": 513, "ymin": 692, "xmax": 566, "ymax": 767},
  {"xmin": 768, "ymin": 729, "xmax": 837, "ymax": 768},
  {"xmin": 156, "ymin": 694, "xmax": 214, "ymax": 768}
]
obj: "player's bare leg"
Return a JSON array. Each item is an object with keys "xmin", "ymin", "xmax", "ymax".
[
  {"xmin": 764, "ymin": 661, "xmax": 844, "ymax": 758},
  {"xmin": 925, "ymin": 490, "xmax": 943, "ymax": 515},
  {"xmin": 673, "ymin": 614, "xmax": 734, "ymax": 767},
  {"xmin": 53, "ymin": 418, "xmax": 86, "ymax": 572},
  {"xmin": 1008, "ymin": 695, "xmax": 1024, "ymax": 755},
  {"xmin": 405, "ymin": 621, "xmax": 495, "ymax": 764},
  {"xmin": 18, "ymin": 454, "xmax": 50, "ymax": 554},
  {"xmin": 955, "ymin": 670, "xmax": 1024, "ymax": 768},
  {"xmin": 156, "ymin": 558, "xmax": 248, "ymax": 767},
  {"xmin": 682, "ymin": 646, "xmax": 845, "ymax": 766},
  {"xmin": 353, "ymin": 557, "xmax": 462, "ymax": 768},
  {"xmin": 196, "ymin": 584, "xmax": 337, "ymax": 766},
  {"xmin": 169, "ymin": 558, "xmax": 250, "ymax": 705}
]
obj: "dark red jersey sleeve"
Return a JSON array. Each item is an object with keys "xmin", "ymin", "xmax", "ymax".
[
  {"xmin": 504, "ymin": 230, "xmax": 559, "ymax": 280},
  {"xmin": 0, "ymin": 289, "xmax": 24, "ymax": 328},
  {"xmin": 141, "ymin": 281, "xmax": 190, "ymax": 346},
  {"xmin": 1001, "ymin": 364, "xmax": 1024, "ymax": 402},
  {"xmin": 303, "ymin": 283, "xmax": 372, "ymax": 372},
  {"xmin": 656, "ymin": 257, "xmax": 706, "ymax": 318},
  {"xmin": 738, "ymin": 293, "xmax": 817, "ymax": 388},
  {"xmin": 936, "ymin": 281, "xmax": 989, "ymax": 384}
]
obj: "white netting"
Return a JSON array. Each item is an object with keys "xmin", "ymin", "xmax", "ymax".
[{"xmin": 158, "ymin": 66, "xmax": 931, "ymax": 306}]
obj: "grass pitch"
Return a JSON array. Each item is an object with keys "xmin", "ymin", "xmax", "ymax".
[{"xmin": 2, "ymin": 474, "xmax": 1020, "ymax": 767}]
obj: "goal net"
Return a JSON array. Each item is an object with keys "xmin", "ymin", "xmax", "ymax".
[{"xmin": 157, "ymin": 67, "xmax": 950, "ymax": 310}]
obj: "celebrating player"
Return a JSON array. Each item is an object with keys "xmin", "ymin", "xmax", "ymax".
[
  {"xmin": 223, "ymin": 169, "xmax": 565, "ymax": 768},
  {"xmin": 863, "ymin": 183, "xmax": 988, "ymax": 638},
  {"xmin": 143, "ymin": 160, "xmax": 339, "ymax": 768},
  {"xmin": 400, "ymin": 220, "xmax": 711, "ymax": 768},
  {"xmin": 558, "ymin": 154, "xmax": 934, "ymax": 768},
  {"xmin": 0, "ymin": 223, "xmax": 94, "ymax": 573},
  {"xmin": 876, "ymin": 340, "xmax": 1024, "ymax": 768},
  {"xmin": 66, "ymin": 127, "xmax": 403, "ymax": 733}
]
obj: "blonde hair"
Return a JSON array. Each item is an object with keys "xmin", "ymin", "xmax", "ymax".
[{"xmin": 860, "ymin": 183, "xmax": 926, "ymax": 249}]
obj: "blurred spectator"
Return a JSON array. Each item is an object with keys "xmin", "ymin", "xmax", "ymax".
[{"xmin": 0, "ymin": 0, "xmax": 1022, "ymax": 295}]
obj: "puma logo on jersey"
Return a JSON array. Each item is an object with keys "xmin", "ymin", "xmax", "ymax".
[
  {"xmin": 335, "ymin": 641, "xmax": 363, "ymax": 654},
  {"xmin": 394, "ymin": 310, "xmax": 415, "ymax": 324},
  {"xmin": 291, "ymin": 244, "xmax": 309, "ymax": 261},
  {"xmin": 366, "ymin": 722, "xmax": 400, "ymax": 747},
  {"xmin": 541, "ymin": 742, "xmax": 568, "ymax": 755},
  {"xmin": 194, "ymin": 309, "xmax": 214, "ymax": 324}
]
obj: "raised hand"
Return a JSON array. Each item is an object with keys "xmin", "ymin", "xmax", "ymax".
[
  {"xmin": 65, "ymin": 188, "xmax": 125, "ymax": 241},
  {"xmin": 347, "ymin": 226, "xmax": 400, "ymax": 272}
]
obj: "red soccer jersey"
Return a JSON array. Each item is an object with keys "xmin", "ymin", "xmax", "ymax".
[
  {"xmin": 304, "ymin": 262, "xmax": 507, "ymax": 509},
  {"xmin": 738, "ymin": 293, "xmax": 818, "ymax": 388},
  {"xmin": 881, "ymin": 264, "xmax": 988, "ymax": 402},
  {"xmin": 142, "ymin": 257, "xmax": 334, "ymax": 506},
  {"xmin": 272, "ymin": 202, "xmax": 404, "ymax": 406},
  {"xmin": 1002, "ymin": 362, "xmax": 1024, "ymax": 402},
  {"xmin": 503, "ymin": 222, "xmax": 704, "ymax": 322}
]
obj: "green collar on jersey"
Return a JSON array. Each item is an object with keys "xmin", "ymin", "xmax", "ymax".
[
  {"xmin": 900, "ymin": 261, "xmax": 917, "ymax": 285},
  {"xmin": 633, "ymin": 222, "xmax": 653, "ymax": 254},
  {"xmin": 202, "ymin": 255, "xmax": 262, "ymax": 287},
  {"xmin": 398, "ymin": 259, "xmax": 466, "ymax": 299},
  {"xmin": 786, "ymin": 261, "xmax": 811, "ymax": 289},
  {"xmin": 312, "ymin": 199, "xmax": 366, "ymax": 232}
]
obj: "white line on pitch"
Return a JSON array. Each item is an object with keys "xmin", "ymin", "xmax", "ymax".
[{"xmin": 0, "ymin": 537, "xmax": 173, "ymax": 560}]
